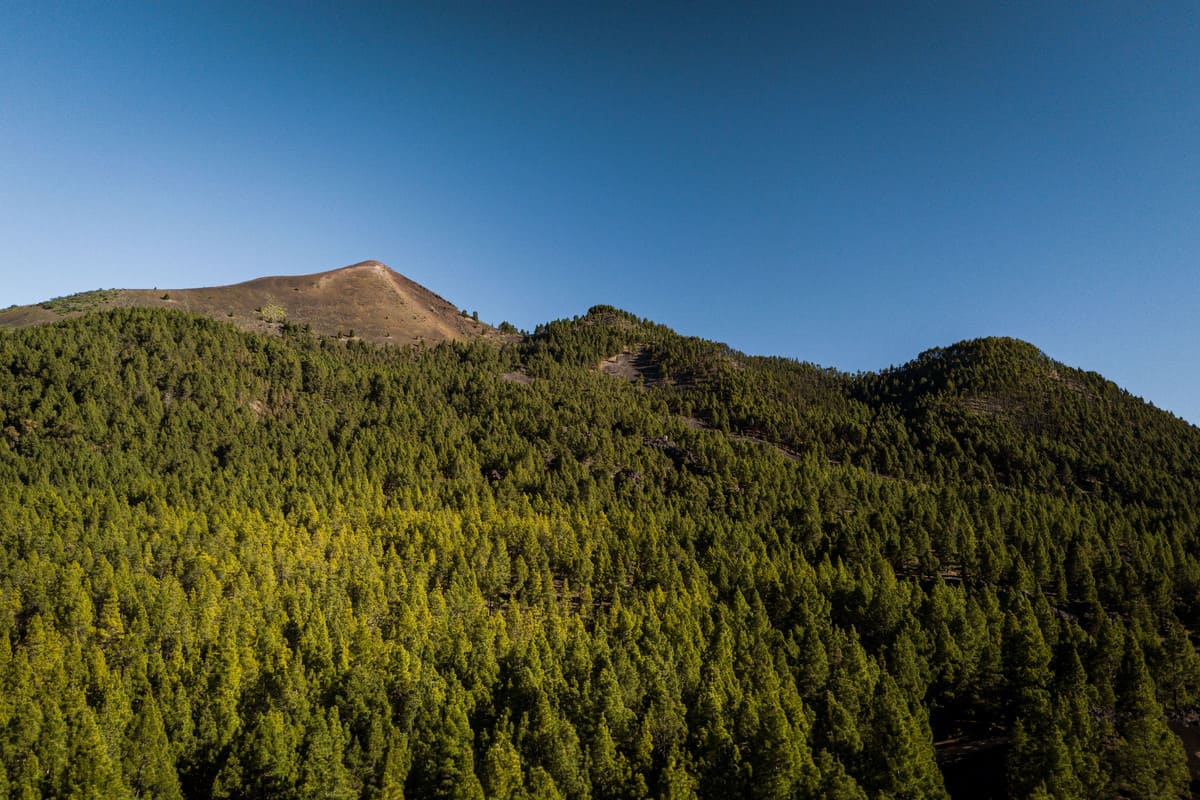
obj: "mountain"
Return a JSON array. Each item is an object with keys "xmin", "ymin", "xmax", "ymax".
[
  {"xmin": 1, "ymin": 278, "xmax": 1199, "ymax": 799},
  {"xmin": 0, "ymin": 260, "xmax": 501, "ymax": 345},
  {"xmin": 855, "ymin": 336, "xmax": 1200, "ymax": 506}
]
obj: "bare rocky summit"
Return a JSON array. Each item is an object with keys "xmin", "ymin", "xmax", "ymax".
[{"xmin": 0, "ymin": 261, "xmax": 501, "ymax": 346}]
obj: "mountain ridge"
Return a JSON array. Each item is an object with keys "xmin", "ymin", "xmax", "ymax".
[{"xmin": 6, "ymin": 264, "xmax": 1197, "ymax": 455}]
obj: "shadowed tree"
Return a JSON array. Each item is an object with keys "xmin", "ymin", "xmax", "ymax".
[{"xmin": 1109, "ymin": 639, "xmax": 1189, "ymax": 799}]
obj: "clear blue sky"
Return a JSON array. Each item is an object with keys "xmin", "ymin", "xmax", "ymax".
[{"xmin": 3, "ymin": 2, "xmax": 1198, "ymax": 423}]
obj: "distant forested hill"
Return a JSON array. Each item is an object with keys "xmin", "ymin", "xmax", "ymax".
[{"xmin": 1, "ymin": 305, "xmax": 1198, "ymax": 799}]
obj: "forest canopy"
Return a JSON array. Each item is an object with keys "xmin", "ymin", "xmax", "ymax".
[{"xmin": 1, "ymin": 306, "xmax": 1198, "ymax": 799}]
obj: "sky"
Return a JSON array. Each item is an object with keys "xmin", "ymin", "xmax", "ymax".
[{"xmin": 3, "ymin": 2, "xmax": 1199, "ymax": 424}]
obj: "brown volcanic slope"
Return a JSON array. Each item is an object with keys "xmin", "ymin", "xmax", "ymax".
[{"xmin": 0, "ymin": 261, "xmax": 500, "ymax": 345}]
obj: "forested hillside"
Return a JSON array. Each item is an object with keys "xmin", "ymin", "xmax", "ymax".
[{"xmin": 1, "ymin": 305, "xmax": 1199, "ymax": 799}]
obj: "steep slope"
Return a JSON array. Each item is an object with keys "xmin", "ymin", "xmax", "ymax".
[
  {"xmin": 0, "ymin": 260, "xmax": 500, "ymax": 345},
  {"xmin": 2, "ymin": 305, "xmax": 1200, "ymax": 798}
]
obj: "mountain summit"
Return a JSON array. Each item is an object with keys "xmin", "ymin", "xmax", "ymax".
[{"xmin": 0, "ymin": 261, "xmax": 498, "ymax": 345}]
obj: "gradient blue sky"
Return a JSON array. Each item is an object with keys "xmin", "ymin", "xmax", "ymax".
[{"xmin": 3, "ymin": 2, "xmax": 1199, "ymax": 423}]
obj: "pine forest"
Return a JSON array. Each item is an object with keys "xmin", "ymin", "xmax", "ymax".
[{"xmin": 1, "ymin": 304, "xmax": 1199, "ymax": 799}]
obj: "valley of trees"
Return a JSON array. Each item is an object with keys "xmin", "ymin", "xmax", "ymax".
[{"xmin": 1, "ymin": 305, "xmax": 1199, "ymax": 798}]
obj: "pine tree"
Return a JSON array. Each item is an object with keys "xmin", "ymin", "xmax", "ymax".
[
  {"xmin": 862, "ymin": 674, "xmax": 947, "ymax": 799},
  {"xmin": 298, "ymin": 707, "xmax": 356, "ymax": 800},
  {"xmin": 481, "ymin": 724, "xmax": 526, "ymax": 800},
  {"xmin": 657, "ymin": 745, "xmax": 698, "ymax": 800},
  {"xmin": 377, "ymin": 729, "xmax": 412, "ymax": 800},
  {"xmin": 122, "ymin": 693, "xmax": 183, "ymax": 800},
  {"xmin": 1109, "ymin": 639, "xmax": 1189, "ymax": 799},
  {"xmin": 589, "ymin": 714, "xmax": 630, "ymax": 800}
]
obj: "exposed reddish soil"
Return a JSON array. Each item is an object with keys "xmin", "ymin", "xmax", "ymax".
[{"xmin": 0, "ymin": 261, "xmax": 503, "ymax": 347}]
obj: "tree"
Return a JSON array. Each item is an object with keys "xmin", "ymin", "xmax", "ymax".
[
  {"xmin": 1108, "ymin": 639, "xmax": 1189, "ymax": 798},
  {"xmin": 861, "ymin": 674, "xmax": 946, "ymax": 799},
  {"xmin": 122, "ymin": 693, "xmax": 183, "ymax": 800},
  {"xmin": 299, "ymin": 707, "xmax": 356, "ymax": 800}
]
